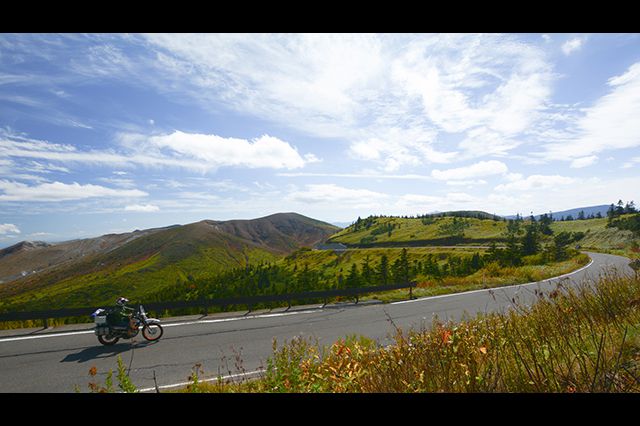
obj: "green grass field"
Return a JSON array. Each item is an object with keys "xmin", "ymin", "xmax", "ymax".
[{"xmin": 328, "ymin": 216, "xmax": 506, "ymax": 246}]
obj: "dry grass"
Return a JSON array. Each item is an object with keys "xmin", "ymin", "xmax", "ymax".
[{"xmin": 189, "ymin": 270, "xmax": 640, "ymax": 393}]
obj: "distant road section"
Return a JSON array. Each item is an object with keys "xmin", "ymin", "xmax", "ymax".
[{"xmin": 0, "ymin": 252, "xmax": 632, "ymax": 393}]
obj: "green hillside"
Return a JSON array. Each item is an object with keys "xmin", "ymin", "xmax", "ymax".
[
  {"xmin": 329, "ymin": 212, "xmax": 640, "ymax": 258},
  {"xmin": 328, "ymin": 214, "xmax": 507, "ymax": 246},
  {"xmin": 550, "ymin": 215, "xmax": 639, "ymax": 257},
  {"xmin": 0, "ymin": 213, "xmax": 338, "ymax": 312}
]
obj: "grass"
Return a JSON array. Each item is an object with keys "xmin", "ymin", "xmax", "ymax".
[
  {"xmin": 169, "ymin": 269, "xmax": 640, "ymax": 393},
  {"xmin": 328, "ymin": 216, "xmax": 506, "ymax": 246},
  {"xmin": 362, "ymin": 253, "xmax": 591, "ymax": 303}
]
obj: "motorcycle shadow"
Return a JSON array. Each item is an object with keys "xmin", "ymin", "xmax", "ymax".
[{"xmin": 61, "ymin": 340, "xmax": 158, "ymax": 364}]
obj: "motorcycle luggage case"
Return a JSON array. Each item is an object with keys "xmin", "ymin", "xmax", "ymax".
[{"xmin": 95, "ymin": 326, "xmax": 110, "ymax": 336}]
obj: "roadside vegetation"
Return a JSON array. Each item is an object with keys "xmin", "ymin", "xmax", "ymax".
[{"xmin": 85, "ymin": 269, "xmax": 640, "ymax": 393}]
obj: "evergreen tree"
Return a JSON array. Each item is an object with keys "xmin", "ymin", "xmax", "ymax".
[
  {"xmin": 361, "ymin": 255, "xmax": 373, "ymax": 286},
  {"xmin": 521, "ymin": 220, "xmax": 540, "ymax": 256},
  {"xmin": 625, "ymin": 201, "xmax": 637, "ymax": 214},
  {"xmin": 346, "ymin": 263, "xmax": 360, "ymax": 288},
  {"xmin": 553, "ymin": 232, "xmax": 572, "ymax": 261},
  {"xmin": 377, "ymin": 254, "xmax": 390, "ymax": 285},
  {"xmin": 391, "ymin": 248, "xmax": 410, "ymax": 284},
  {"xmin": 504, "ymin": 219, "xmax": 523, "ymax": 266},
  {"xmin": 539, "ymin": 213, "xmax": 553, "ymax": 235},
  {"xmin": 470, "ymin": 252, "xmax": 482, "ymax": 271}
]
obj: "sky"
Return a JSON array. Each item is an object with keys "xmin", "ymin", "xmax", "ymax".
[{"xmin": 1, "ymin": 33, "xmax": 640, "ymax": 247}]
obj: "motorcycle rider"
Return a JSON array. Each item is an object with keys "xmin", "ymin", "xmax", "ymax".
[{"xmin": 109, "ymin": 297, "xmax": 135, "ymax": 330}]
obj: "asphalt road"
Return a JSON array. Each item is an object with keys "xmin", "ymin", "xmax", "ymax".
[{"xmin": 0, "ymin": 251, "xmax": 633, "ymax": 393}]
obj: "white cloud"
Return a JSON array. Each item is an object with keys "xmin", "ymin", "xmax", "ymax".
[
  {"xmin": 0, "ymin": 180, "xmax": 147, "ymax": 202},
  {"xmin": 124, "ymin": 203, "xmax": 159, "ymax": 212},
  {"xmin": 539, "ymin": 61, "xmax": 640, "ymax": 161},
  {"xmin": 391, "ymin": 34, "xmax": 553, "ymax": 149},
  {"xmin": 431, "ymin": 160, "xmax": 509, "ymax": 181},
  {"xmin": 396, "ymin": 192, "xmax": 480, "ymax": 214},
  {"xmin": 494, "ymin": 175, "xmax": 576, "ymax": 193},
  {"xmin": 277, "ymin": 172, "xmax": 435, "ymax": 181},
  {"xmin": 621, "ymin": 156, "xmax": 640, "ymax": 169},
  {"xmin": 1, "ymin": 130, "xmax": 315, "ymax": 173},
  {"xmin": 287, "ymin": 184, "xmax": 388, "ymax": 206},
  {"xmin": 146, "ymin": 131, "xmax": 310, "ymax": 170},
  {"xmin": 349, "ymin": 127, "xmax": 456, "ymax": 171},
  {"xmin": 0, "ymin": 223, "xmax": 20, "ymax": 235},
  {"xmin": 140, "ymin": 34, "xmax": 554, "ymax": 169},
  {"xmin": 561, "ymin": 37, "xmax": 585, "ymax": 55},
  {"xmin": 445, "ymin": 179, "xmax": 487, "ymax": 186},
  {"xmin": 570, "ymin": 155, "xmax": 598, "ymax": 168},
  {"xmin": 98, "ymin": 177, "xmax": 136, "ymax": 188},
  {"xmin": 144, "ymin": 33, "xmax": 386, "ymax": 139},
  {"xmin": 487, "ymin": 175, "xmax": 640, "ymax": 217},
  {"xmin": 25, "ymin": 161, "xmax": 70, "ymax": 174}
]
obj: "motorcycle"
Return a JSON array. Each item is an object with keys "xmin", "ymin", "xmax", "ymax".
[{"xmin": 91, "ymin": 304, "xmax": 163, "ymax": 346}]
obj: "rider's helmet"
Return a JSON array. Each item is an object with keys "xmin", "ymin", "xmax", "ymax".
[{"xmin": 116, "ymin": 297, "xmax": 130, "ymax": 306}]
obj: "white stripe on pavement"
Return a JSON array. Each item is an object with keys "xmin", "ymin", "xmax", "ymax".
[
  {"xmin": 0, "ymin": 308, "xmax": 323, "ymax": 343},
  {"xmin": 138, "ymin": 369, "xmax": 264, "ymax": 393}
]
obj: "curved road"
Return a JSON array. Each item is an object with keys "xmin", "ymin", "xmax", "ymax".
[{"xmin": 0, "ymin": 251, "xmax": 633, "ymax": 393}]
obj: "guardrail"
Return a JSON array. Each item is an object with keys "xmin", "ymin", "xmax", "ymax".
[{"xmin": 0, "ymin": 282, "xmax": 417, "ymax": 328}]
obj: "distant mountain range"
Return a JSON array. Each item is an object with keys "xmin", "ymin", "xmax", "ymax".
[
  {"xmin": 0, "ymin": 213, "xmax": 339, "ymax": 293},
  {"xmin": 505, "ymin": 205, "xmax": 611, "ymax": 220}
]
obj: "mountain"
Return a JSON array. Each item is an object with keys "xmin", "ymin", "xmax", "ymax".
[
  {"xmin": 505, "ymin": 205, "xmax": 611, "ymax": 220},
  {"xmin": 0, "ymin": 226, "xmax": 174, "ymax": 284},
  {"xmin": 0, "ymin": 213, "xmax": 339, "ymax": 310}
]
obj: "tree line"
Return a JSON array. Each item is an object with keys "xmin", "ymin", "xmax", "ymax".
[
  {"xmin": 485, "ymin": 214, "xmax": 582, "ymax": 267},
  {"xmin": 147, "ymin": 249, "xmax": 490, "ymax": 303}
]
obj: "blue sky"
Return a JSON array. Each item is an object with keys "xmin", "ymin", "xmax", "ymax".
[{"xmin": 1, "ymin": 33, "xmax": 640, "ymax": 247}]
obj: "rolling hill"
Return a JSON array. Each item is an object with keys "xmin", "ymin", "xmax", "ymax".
[
  {"xmin": 328, "ymin": 211, "xmax": 640, "ymax": 256},
  {"xmin": 0, "ymin": 213, "xmax": 339, "ymax": 311}
]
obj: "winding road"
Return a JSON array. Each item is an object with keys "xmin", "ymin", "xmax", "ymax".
[{"xmin": 0, "ymin": 251, "xmax": 633, "ymax": 393}]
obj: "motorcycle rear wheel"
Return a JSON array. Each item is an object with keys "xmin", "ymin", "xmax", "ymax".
[
  {"xmin": 142, "ymin": 324, "xmax": 163, "ymax": 341},
  {"xmin": 98, "ymin": 334, "xmax": 120, "ymax": 345}
]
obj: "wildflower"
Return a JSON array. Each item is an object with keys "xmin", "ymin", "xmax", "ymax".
[
  {"xmin": 89, "ymin": 366, "xmax": 97, "ymax": 377},
  {"xmin": 441, "ymin": 329, "xmax": 452, "ymax": 344},
  {"xmin": 479, "ymin": 346, "xmax": 487, "ymax": 355}
]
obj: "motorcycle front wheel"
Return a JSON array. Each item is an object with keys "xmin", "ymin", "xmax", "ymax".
[
  {"xmin": 142, "ymin": 324, "xmax": 163, "ymax": 342},
  {"xmin": 98, "ymin": 334, "xmax": 120, "ymax": 345}
]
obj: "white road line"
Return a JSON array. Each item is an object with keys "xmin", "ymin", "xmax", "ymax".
[
  {"xmin": 138, "ymin": 369, "xmax": 264, "ymax": 393},
  {"xmin": 0, "ymin": 308, "xmax": 323, "ymax": 343},
  {"xmin": 161, "ymin": 308, "xmax": 322, "ymax": 328},
  {"xmin": 0, "ymin": 330, "xmax": 96, "ymax": 342},
  {"xmin": 390, "ymin": 258, "xmax": 594, "ymax": 305}
]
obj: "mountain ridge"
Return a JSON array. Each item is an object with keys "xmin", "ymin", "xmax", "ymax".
[{"xmin": 0, "ymin": 213, "xmax": 338, "ymax": 287}]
